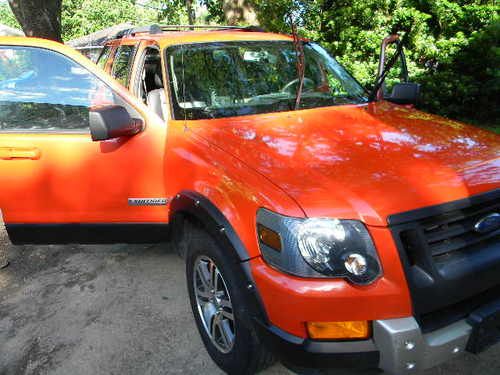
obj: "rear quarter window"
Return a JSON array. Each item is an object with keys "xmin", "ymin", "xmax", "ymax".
[
  {"xmin": 96, "ymin": 45, "xmax": 112, "ymax": 70},
  {"xmin": 111, "ymin": 44, "xmax": 136, "ymax": 87}
]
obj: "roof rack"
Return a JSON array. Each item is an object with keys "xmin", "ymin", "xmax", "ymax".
[{"xmin": 115, "ymin": 24, "xmax": 264, "ymax": 38}]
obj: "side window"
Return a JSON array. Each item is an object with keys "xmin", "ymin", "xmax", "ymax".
[
  {"xmin": 137, "ymin": 47, "xmax": 162, "ymax": 103},
  {"xmin": 96, "ymin": 45, "xmax": 112, "ymax": 70},
  {"xmin": 0, "ymin": 46, "xmax": 115, "ymax": 132},
  {"xmin": 111, "ymin": 45, "xmax": 136, "ymax": 87}
]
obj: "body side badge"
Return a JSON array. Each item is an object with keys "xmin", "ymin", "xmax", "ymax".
[{"xmin": 128, "ymin": 198, "xmax": 169, "ymax": 206}]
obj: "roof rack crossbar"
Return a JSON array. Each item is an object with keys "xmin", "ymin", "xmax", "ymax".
[
  {"xmin": 160, "ymin": 25, "xmax": 249, "ymax": 30},
  {"xmin": 115, "ymin": 24, "xmax": 264, "ymax": 38}
]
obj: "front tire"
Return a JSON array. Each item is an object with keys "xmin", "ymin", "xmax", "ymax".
[{"xmin": 185, "ymin": 225, "xmax": 274, "ymax": 374}]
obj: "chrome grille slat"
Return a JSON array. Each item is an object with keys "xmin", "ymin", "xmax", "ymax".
[
  {"xmin": 426, "ymin": 222, "xmax": 471, "ymax": 244},
  {"xmin": 420, "ymin": 201, "xmax": 500, "ymax": 230},
  {"xmin": 416, "ymin": 199, "xmax": 500, "ymax": 257},
  {"xmin": 429, "ymin": 229, "xmax": 500, "ymax": 257}
]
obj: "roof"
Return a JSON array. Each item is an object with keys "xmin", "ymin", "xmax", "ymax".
[{"xmin": 106, "ymin": 25, "xmax": 294, "ymax": 48}]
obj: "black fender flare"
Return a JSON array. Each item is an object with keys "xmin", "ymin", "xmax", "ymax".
[
  {"xmin": 169, "ymin": 190, "xmax": 250, "ymax": 261},
  {"xmin": 169, "ymin": 190, "xmax": 269, "ymax": 324}
]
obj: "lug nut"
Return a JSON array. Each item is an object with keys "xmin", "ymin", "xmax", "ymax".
[
  {"xmin": 404, "ymin": 341, "xmax": 415, "ymax": 350},
  {"xmin": 405, "ymin": 362, "xmax": 416, "ymax": 370}
]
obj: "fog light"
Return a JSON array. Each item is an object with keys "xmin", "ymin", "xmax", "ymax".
[
  {"xmin": 306, "ymin": 321, "xmax": 371, "ymax": 340},
  {"xmin": 344, "ymin": 253, "xmax": 367, "ymax": 276}
]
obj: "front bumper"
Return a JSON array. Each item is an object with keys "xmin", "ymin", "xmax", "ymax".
[
  {"xmin": 374, "ymin": 317, "xmax": 471, "ymax": 373},
  {"xmin": 256, "ymin": 320, "xmax": 380, "ymax": 370},
  {"xmin": 259, "ymin": 316, "xmax": 474, "ymax": 374}
]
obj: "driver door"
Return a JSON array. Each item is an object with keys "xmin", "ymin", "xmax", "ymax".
[{"xmin": 0, "ymin": 39, "xmax": 168, "ymax": 244}]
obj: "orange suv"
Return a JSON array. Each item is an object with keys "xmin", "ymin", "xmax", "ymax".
[{"xmin": 0, "ymin": 25, "xmax": 499, "ymax": 375}]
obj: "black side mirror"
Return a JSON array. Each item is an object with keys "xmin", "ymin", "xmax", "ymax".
[
  {"xmin": 387, "ymin": 82, "xmax": 421, "ymax": 105},
  {"xmin": 89, "ymin": 105, "xmax": 143, "ymax": 141}
]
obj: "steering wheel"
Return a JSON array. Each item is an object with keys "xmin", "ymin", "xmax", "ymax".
[{"xmin": 281, "ymin": 77, "xmax": 315, "ymax": 94}]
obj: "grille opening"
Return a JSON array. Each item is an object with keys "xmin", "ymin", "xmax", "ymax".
[
  {"xmin": 400, "ymin": 230, "xmax": 420, "ymax": 266},
  {"xmin": 390, "ymin": 191, "xmax": 500, "ymax": 333},
  {"xmin": 419, "ymin": 199, "xmax": 500, "ymax": 258}
]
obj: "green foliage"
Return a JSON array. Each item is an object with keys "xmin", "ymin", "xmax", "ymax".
[
  {"xmin": 0, "ymin": 2, "xmax": 20, "ymax": 29},
  {"xmin": 61, "ymin": 0, "xmax": 155, "ymax": 41},
  {"xmin": 417, "ymin": 19, "xmax": 500, "ymax": 127},
  {"xmin": 251, "ymin": 0, "xmax": 499, "ymax": 128}
]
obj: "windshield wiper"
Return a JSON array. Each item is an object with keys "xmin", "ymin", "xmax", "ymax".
[{"xmin": 368, "ymin": 38, "xmax": 405, "ymax": 101}]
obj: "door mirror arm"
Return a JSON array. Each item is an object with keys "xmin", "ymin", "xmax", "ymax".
[
  {"xmin": 89, "ymin": 105, "xmax": 143, "ymax": 141},
  {"xmin": 370, "ymin": 34, "xmax": 420, "ymax": 105}
]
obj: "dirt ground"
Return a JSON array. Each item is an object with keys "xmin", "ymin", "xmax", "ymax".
[{"xmin": 1, "ymin": 221, "xmax": 500, "ymax": 375}]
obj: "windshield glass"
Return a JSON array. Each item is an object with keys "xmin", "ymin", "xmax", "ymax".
[{"xmin": 167, "ymin": 41, "xmax": 367, "ymax": 120}]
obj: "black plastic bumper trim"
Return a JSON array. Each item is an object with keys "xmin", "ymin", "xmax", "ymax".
[{"xmin": 255, "ymin": 320, "xmax": 380, "ymax": 370}]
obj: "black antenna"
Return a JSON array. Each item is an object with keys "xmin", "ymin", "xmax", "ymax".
[
  {"xmin": 181, "ymin": 44, "xmax": 188, "ymax": 126},
  {"xmin": 288, "ymin": 14, "xmax": 305, "ymax": 110}
]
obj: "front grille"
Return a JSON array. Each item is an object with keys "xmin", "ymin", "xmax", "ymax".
[
  {"xmin": 389, "ymin": 189, "xmax": 500, "ymax": 332},
  {"xmin": 407, "ymin": 198, "xmax": 500, "ymax": 259}
]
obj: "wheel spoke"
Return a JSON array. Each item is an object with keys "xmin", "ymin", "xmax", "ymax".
[
  {"xmin": 218, "ymin": 317, "xmax": 234, "ymax": 347},
  {"xmin": 196, "ymin": 261, "xmax": 211, "ymax": 292},
  {"xmin": 221, "ymin": 310, "xmax": 234, "ymax": 321},
  {"xmin": 193, "ymin": 256, "xmax": 235, "ymax": 354},
  {"xmin": 211, "ymin": 312, "xmax": 220, "ymax": 339},
  {"xmin": 203, "ymin": 302, "xmax": 217, "ymax": 329},
  {"xmin": 209, "ymin": 261, "xmax": 217, "ymax": 291},
  {"xmin": 195, "ymin": 287, "xmax": 211, "ymax": 300}
]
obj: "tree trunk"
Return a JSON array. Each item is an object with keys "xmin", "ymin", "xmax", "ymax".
[
  {"xmin": 185, "ymin": 0, "xmax": 195, "ymax": 25},
  {"xmin": 8, "ymin": 0, "xmax": 62, "ymax": 42}
]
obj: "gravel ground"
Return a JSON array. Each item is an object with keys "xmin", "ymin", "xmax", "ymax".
[{"xmin": 1, "ymin": 221, "xmax": 499, "ymax": 375}]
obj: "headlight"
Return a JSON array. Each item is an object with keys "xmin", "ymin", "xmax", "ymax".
[{"xmin": 256, "ymin": 209, "xmax": 382, "ymax": 285}]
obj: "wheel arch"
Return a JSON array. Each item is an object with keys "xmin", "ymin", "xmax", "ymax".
[{"xmin": 169, "ymin": 190, "xmax": 270, "ymax": 325}]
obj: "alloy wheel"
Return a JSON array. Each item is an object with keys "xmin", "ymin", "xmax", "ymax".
[{"xmin": 193, "ymin": 255, "xmax": 236, "ymax": 353}]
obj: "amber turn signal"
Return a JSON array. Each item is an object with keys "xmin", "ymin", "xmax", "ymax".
[
  {"xmin": 257, "ymin": 224, "xmax": 282, "ymax": 251},
  {"xmin": 306, "ymin": 321, "xmax": 371, "ymax": 340}
]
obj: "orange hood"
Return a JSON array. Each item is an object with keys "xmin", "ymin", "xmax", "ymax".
[{"xmin": 189, "ymin": 101, "xmax": 500, "ymax": 226}]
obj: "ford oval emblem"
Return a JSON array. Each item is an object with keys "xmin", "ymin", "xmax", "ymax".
[{"xmin": 474, "ymin": 213, "xmax": 500, "ymax": 234}]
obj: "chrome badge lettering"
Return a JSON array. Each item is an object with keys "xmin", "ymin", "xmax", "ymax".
[{"xmin": 128, "ymin": 198, "xmax": 169, "ymax": 206}]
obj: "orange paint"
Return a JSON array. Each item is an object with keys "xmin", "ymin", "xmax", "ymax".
[{"xmin": 0, "ymin": 35, "xmax": 498, "ymax": 340}]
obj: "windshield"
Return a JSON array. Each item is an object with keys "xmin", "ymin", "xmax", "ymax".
[{"xmin": 167, "ymin": 41, "xmax": 367, "ymax": 120}]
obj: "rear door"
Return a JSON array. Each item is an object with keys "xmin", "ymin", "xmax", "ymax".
[{"xmin": 0, "ymin": 39, "xmax": 169, "ymax": 244}]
